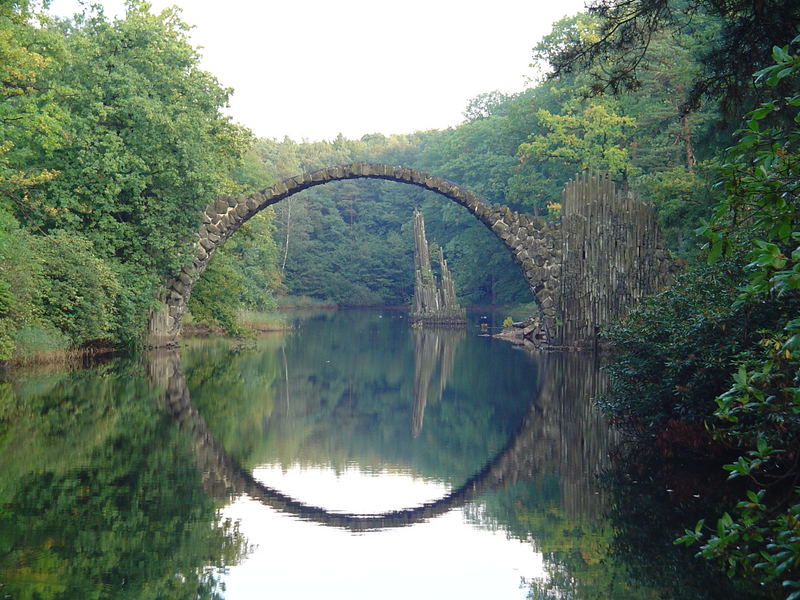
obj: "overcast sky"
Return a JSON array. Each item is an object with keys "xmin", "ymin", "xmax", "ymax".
[{"xmin": 47, "ymin": 0, "xmax": 586, "ymax": 141}]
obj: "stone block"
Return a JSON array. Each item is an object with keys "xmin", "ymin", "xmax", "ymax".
[
  {"xmin": 214, "ymin": 198, "xmax": 228, "ymax": 214},
  {"xmin": 271, "ymin": 181, "xmax": 289, "ymax": 196},
  {"xmin": 172, "ymin": 279, "xmax": 186, "ymax": 295},
  {"xmin": 235, "ymin": 202, "xmax": 249, "ymax": 218},
  {"xmin": 492, "ymin": 220, "xmax": 509, "ymax": 233}
]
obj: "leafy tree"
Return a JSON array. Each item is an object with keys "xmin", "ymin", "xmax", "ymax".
[
  {"xmin": 18, "ymin": 2, "xmax": 250, "ymax": 344},
  {"xmin": 676, "ymin": 39, "xmax": 800, "ymax": 597},
  {"xmin": 0, "ymin": 0, "xmax": 63, "ymax": 202},
  {"xmin": 546, "ymin": 0, "xmax": 800, "ymax": 111}
]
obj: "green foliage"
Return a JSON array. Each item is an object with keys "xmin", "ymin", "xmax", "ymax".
[
  {"xmin": 637, "ymin": 165, "xmax": 715, "ymax": 255},
  {"xmin": 188, "ymin": 249, "xmax": 244, "ymax": 335},
  {"xmin": 603, "ymin": 257, "xmax": 800, "ymax": 428},
  {"xmin": 0, "ymin": 1, "xmax": 257, "ymax": 354},
  {"xmin": 34, "ymin": 231, "xmax": 120, "ymax": 345},
  {"xmin": 545, "ymin": 0, "xmax": 800, "ymax": 112},
  {"xmin": 678, "ymin": 39, "xmax": 800, "ymax": 597},
  {"xmin": 518, "ymin": 100, "xmax": 637, "ymax": 179},
  {"xmin": 0, "ymin": 359, "xmax": 248, "ymax": 598}
]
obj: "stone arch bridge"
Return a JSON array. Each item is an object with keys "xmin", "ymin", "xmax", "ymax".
[{"xmin": 149, "ymin": 163, "xmax": 672, "ymax": 349}]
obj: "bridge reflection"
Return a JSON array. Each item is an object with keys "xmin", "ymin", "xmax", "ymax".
[{"xmin": 149, "ymin": 350, "xmax": 615, "ymax": 532}]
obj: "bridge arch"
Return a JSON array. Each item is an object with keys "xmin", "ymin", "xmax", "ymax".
[{"xmin": 148, "ymin": 163, "xmax": 561, "ymax": 347}]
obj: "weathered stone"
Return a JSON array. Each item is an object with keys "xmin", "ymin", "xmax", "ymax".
[
  {"xmin": 235, "ymin": 203, "xmax": 249, "ymax": 218},
  {"xmin": 271, "ymin": 181, "xmax": 289, "ymax": 196},
  {"xmin": 199, "ymin": 237, "xmax": 214, "ymax": 251},
  {"xmin": 172, "ymin": 279, "xmax": 187, "ymax": 295},
  {"xmin": 491, "ymin": 217, "xmax": 508, "ymax": 231},
  {"xmin": 213, "ymin": 198, "xmax": 228, "ymax": 214},
  {"xmin": 179, "ymin": 272, "xmax": 192, "ymax": 286}
]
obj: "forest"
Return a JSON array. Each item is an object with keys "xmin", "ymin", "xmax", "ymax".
[{"xmin": 1, "ymin": 0, "xmax": 799, "ymax": 594}]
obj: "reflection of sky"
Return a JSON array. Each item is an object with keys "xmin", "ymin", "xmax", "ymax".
[{"xmin": 218, "ymin": 464, "xmax": 545, "ymax": 599}]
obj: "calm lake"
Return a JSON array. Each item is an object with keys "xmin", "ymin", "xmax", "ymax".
[{"xmin": 0, "ymin": 310, "xmax": 759, "ymax": 599}]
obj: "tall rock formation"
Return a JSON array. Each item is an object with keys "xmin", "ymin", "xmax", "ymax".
[{"xmin": 411, "ymin": 209, "xmax": 466, "ymax": 326}]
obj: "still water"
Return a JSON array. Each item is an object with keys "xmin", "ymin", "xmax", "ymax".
[{"xmin": 0, "ymin": 310, "xmax": 758, "ymax": 599}]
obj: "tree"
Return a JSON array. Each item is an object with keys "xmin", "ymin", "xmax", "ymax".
[
  {"xmin": 547, "ymin": 0, "xmax": 800, "ymax": 112},
  {"xmin": 676, "ymin": 39, "xmax": 800, "ymax": 596},
  {"xmin": 19, "ymin": 2, "xmax": 250, "ymax": 344}
]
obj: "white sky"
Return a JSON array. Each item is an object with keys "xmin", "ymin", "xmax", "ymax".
[{"xmin": 47, "ymin": 0, "xmax": 586, "ymax": 142}]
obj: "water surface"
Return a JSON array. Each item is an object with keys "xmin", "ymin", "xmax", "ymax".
[{"xmin": 0, "ymin": 309, "xmax": 760, "ymax": 599}]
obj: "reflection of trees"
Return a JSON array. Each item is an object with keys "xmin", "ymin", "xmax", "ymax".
[
  {"xmin": 0, "ymin": 358, "xmax": 248, "ymax": 600},
  {"xmin": 473, "ymin": 353, "xmax": 763, "ymax": 600},
  {"xmin": 598, "ymin": 447, "xmax": 767, "ymax": 600},
  {"xmin": 411, "ymin": 328, "xmax": 463, "ymax": 436},
  {"xmin": 229, "ymin": 312, "xmax": 534, "ymax": 483}
]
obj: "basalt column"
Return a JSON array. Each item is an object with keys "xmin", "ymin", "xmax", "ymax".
[
  {"xmin": 556, "ymin": 173, "xmax": 673, "ymax": 348},
  {"xmin": 410, "ymin": 209, "xmax": 466, "ymax": 326}
]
